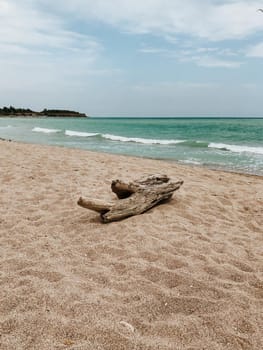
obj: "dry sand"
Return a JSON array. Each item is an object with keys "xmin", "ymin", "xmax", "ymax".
[{"xmin": 0, "ymin": 139, "xmax": 262, "ymax": 350}]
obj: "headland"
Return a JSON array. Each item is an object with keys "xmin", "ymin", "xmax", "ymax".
[{"xmin": 0, "ymin": 106, "xmax": 88, "ymax": 118}]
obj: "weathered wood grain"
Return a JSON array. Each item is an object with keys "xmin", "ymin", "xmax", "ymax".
[{"xmin": 78, "ymin": 174, "xmax": 183, "ymax": 223}]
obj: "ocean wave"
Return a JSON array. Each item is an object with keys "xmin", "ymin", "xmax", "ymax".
[
  {"xmin": 102, "ymin": 134, "xmax": 185, "ymax": 145},
  {"xmin": 63, "ymin": 129, "xmax": 263, "ymax": 155},
  {"xmin": 208, "ymin": 143, "xmax": 263, "ymax": 155},
  {"xmin": 65, "ymin": 130, "xmax": 185, "ymax": 145},
  {"xmin": 183, "ymin": 140, "xmax": 209, "ymax": 148},
  {"xmin": 32, "ymin": 127, "xmax": 61, "ymax": 134},
  {"xmin": 65, "ymin": 130, "xmax": 99, "ymax": 137}
]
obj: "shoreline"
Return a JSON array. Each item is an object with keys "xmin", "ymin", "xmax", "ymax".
[
  {"xmin": 0, "ymin": 139, "xmax": 262, "ymax": 349},
  {"xmin": 1, "ymin": 115, "xmax": 263, "ymax": 119},
  {"xmin": 1, "ymin": 117, "xmax": 262, "ymax": 178},
  {"xmin": 1, "ymin": 137, "xmax": 262, "ymax": 179}
]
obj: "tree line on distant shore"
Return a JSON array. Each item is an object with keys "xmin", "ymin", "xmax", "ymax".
[{"xmin": 0, "ymin": 106, "xmax": 87, "ymax": 117}]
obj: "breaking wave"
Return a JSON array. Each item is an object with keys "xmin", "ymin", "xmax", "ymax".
[
  {"xmin": 65, "ymin": 130, "xmax": 185, "ymax": 145},
  {"xmin": 65, "ymin": 130, "xmax": 99, "ymax": 137},
  {"xmin": 59, "ymin": 129, "xmax": 263, "ymax": 155},
  {"xmin": 102, "ymin": 134, "xmax": 185, "ymax": 144},
  {"xmin": 208, "ymin": 143, "xmax": 263, "ymax": 155},
  {"xmin": 32, "ymin": 127, "xmax": 61, "ymax": 134}
]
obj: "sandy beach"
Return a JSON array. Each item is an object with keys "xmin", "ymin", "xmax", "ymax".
[{"xmin": 0, "ymin": 139, "xmax": 262, "ymax": 350}]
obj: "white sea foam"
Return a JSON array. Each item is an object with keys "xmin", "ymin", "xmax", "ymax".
[
  {"xmin": 65, "ymin": 130, "xmax": 99, "ymax": 137},
  {"xmin": 181, "ymin": 159, "xmax": 202, "ymax": 165},
  {"xmin": 102, "ymin": 134, "xmax": 185, "ymax": 145},
  {"xmin": 208, "ymin": 143, "xmax": 263, "ymax": 155},
  {"xmin": 32, "ymin": 127, "xmax": 61, "ymax": 134},
  {"xmin": 0, "ymin": 125, "xmax": 12, "ymax": 129},
  {"xmin": 65, "ymin": 130, "xmax": 185, "ymax": 144}
]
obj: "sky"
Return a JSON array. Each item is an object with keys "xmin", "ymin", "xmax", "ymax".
[{"xmin": 0, "ymin": 0, "xmax": 263, "ymax": 117}]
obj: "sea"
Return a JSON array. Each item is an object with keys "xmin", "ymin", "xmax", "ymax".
[{"xmin": 0, "ymin": 117, "xmax": 262, "ymax": 176}]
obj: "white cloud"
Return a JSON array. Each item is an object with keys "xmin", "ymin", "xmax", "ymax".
[
  {"xmin": 37, "ymin": 0, "xmax": 263, "ymax": 41},
  {"xmin": 0, "ymin": 0, "xmax": 101, "ymax": 64},
  {"xmin": 0, "ymin": 0, "xmax": 262, "ymax": 116},
  {"xmin": 139, "ymin": 47, "xmax": 168, "ymax": 54},
  {"xmin": 190, "ymin": 56, "xmax": 242, "ymax": 68},
  {"xmin": 0, "ymin": 0, "xmax": 105, "ymax": 105},
  {"xmin": 140, "ymin": 45, "xmax": 242, "ymax": 68}
]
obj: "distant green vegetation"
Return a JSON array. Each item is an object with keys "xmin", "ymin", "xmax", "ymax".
[
  {"xmin": 0, "ymin": 106, "xmax": 34, "ymax": 115},
  {"xmin": 0, "ymin": 106, "xmax": 88, "ymax": 117}
]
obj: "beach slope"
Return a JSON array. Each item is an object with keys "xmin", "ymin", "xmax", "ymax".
[{"xmin": 0, "ymin": 140, "xmax": 262, "ymax": 349}]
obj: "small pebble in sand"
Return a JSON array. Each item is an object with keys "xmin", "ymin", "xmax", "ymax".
[{"xmin": 120, "ymin": 321, "xmax": 135, "ymax": 333}]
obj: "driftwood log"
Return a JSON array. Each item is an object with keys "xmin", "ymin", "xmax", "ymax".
[{"xmin": 77, "ymin": 174, "xmax": 183, "ymax": 223}]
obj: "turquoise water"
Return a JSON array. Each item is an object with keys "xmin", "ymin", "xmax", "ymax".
[{"xmin": 0, "ymin": 117, "xmax": 263, "ymax": 175}]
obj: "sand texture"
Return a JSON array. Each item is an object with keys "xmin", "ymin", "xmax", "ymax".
[{"xmin": 0, "ymin": 140, "xmax": 262, "ymax": 350}]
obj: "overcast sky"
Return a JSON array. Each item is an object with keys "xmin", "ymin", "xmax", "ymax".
[{"xmin": 0, "ymin": 0, "xmax": 263, "ymax": 116}]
